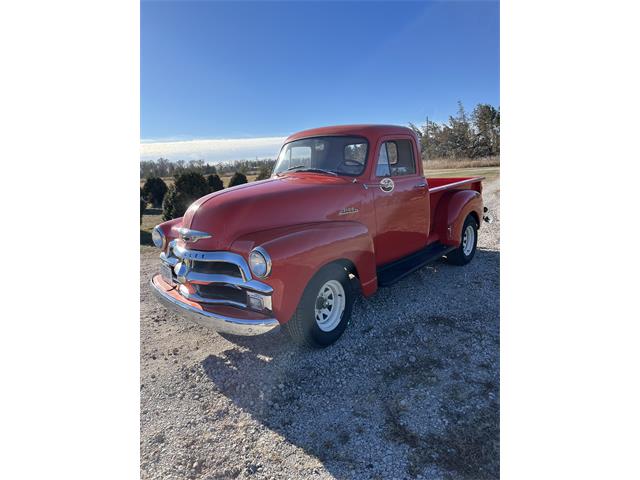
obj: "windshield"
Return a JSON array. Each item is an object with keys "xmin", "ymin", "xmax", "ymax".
[{"xmin": 273, "ymin": 136, "xmax": 369, "ymax": 177}]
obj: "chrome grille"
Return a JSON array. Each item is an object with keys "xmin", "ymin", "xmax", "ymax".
[
  {"xmin": 159, "ymin": 240, "xmax": 272, "ymax": 311},
  {"xmin": 191, "ymin": 260, "xmax": 242, "ymax": 278}
]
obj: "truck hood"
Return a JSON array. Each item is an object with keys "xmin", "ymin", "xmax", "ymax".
[{"xmin": 179, "ymin": 173, "xmax": 363, "ymax": 250}]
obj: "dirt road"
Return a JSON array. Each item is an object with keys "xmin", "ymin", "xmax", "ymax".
[{"xmin": 140, "ymin": 177, "xmax": 500, "ymax": 479}]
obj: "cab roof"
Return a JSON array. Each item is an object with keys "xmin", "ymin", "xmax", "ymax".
[{"xmin": 285, "ymin": 124, "xmax": 416, "ymax": 143}]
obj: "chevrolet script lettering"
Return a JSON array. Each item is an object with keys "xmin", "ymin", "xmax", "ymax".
[{"xmin": 339, "ymin": 207, "xmax": 359, "ymax": 216}]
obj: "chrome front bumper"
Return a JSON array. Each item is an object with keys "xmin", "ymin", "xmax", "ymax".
[{"xmin": 151, "ymin": 276, "xmax": 280, "ymax": 336}]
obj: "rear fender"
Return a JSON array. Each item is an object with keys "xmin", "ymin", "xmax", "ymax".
[
  {"xmin": 231, "ymin": 222, "xmax": 376, "ymax": 324},
  {"xmin": 434, "ymin": 190, "xmax": 483, "ymax": 246}
]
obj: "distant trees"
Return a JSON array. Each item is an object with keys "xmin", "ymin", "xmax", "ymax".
[
  {"xmin": 471, "ymin": 104, "xmax": 500, "ymax": 158},
  {"xmin": 255, "ymin": 165, "xmax": 272, "ymax": 181},
  {"xmin": 140, "ymin": 102, "xmax": 499, "ymax": 182},
  {"xmin": 206, "ymin": 174, "xmax": 224, "ymax": 192},
  {"xmin": 162, "ymin": 172, "xmax": 211, "ymax": 221},
  {"xmin": 228, "ymin": 172, "xmax": 248, "ymax": 187},
  {"xmin": 140, "ymin": 157, "xmax": 274, "ymax": 179},
  {"xmin": 218, "ymin": 159, "xmax": 273, "ymax": 176},
  {"xmin": 411, "ymin": 102, "xmax": 500, "ymax": 160},
  {"xmin": 141, "ymin": 177, "xmax": 168, "ymax": 208}
]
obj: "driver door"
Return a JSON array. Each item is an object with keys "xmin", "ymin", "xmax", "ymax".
[{"xmin": 372, "ymin": 136, "xmax": 429, "ymax": 266}]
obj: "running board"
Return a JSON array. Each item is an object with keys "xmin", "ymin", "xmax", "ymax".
[{"xmin": 376, "ymin": 242, "xmax": 456, "ymax": 287}]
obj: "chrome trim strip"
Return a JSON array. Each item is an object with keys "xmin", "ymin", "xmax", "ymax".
[
  {"xmin": 184, "ymin": 271, "xmax": 273, "ymax": 294},
  {"xmin": 428, "ymin": 176, "xmax": 485, "ymax": 193},
  {"xmin": 172, "ymin": 245, "xmax": 252, "ymax": 281},
  {"xmin": 160, "ymin": 251, "xmax": 178, "ymax": 267},
  {"xmin": 180, "ymin": 289, "xmax": 247, "ymax": 308},
  {"xmin": 151, "ymin": 277, "xmax": 279, "ymax": 336}
]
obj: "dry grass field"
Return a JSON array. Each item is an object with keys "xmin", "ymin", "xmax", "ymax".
[{"xmin": 423, "ymin": 156, "xmax": 499, "ymax": 170}]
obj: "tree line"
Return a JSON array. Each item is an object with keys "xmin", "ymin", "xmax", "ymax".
[
  {"xmin": 141, "ymin": 171, "xmax": 257, "ymax": 222},
  {"xmin": 140, "ymin": 157, "xmax": 275, "ymax": 179},
  {"xmin": 140, "ymin": 102, "xmax": 499, "ymax": 182},
  {"xmin": 409, "ymin": 102, "xmax": 500, "ymax": 160}
]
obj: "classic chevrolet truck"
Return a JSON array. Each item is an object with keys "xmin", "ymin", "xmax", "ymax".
[{"xmin": 151, "ymin": 125, "xmax": 490, "ymax": 347}]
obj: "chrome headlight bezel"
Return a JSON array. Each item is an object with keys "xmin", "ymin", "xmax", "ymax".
[
  {"xmin": 248, "ymin": 246, "xmax": 272, "ymax": 279},
  {"xmin": 152, "ymin": 226, "xmax": 166, "ymax": 250}
]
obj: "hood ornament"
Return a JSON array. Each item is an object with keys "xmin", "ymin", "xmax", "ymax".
[{"xmin": 176, "ymin": 227, "xmax": 212, "ymax": 243}]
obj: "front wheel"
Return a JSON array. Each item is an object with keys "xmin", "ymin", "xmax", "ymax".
[
  {"xmin": 284, "ymin": 263, "xmax": 355, "ymax": 348},
  {"xmin": 446, "ymin": 214, "xmax": 478, "ymax": 265}
]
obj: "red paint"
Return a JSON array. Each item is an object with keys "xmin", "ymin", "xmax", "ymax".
[{"xmin": 155, "ymin": 125, "xmax": 484, "ymax": 325}]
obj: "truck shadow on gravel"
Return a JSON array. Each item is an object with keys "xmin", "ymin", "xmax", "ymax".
[{"xmin": 201, "ymin": 249, "xmax": 499, "ymax": 479}]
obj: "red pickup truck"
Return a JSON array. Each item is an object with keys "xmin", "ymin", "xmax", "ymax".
[{"xmin": 151, "ymin": 125, "xmax": 489, "ymax": 347}]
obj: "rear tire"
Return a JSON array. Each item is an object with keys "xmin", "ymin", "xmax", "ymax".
[
  {"xmin": 284, "ymin": 263, "xmax": 355, "ymax": 348},
  {"xmin": 446, "ymin": 214, "xmax": 478, "ymax": 266}
]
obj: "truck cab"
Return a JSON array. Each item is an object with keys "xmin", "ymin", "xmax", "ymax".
[{"xmin": 151, "ymin": 125, "xmax": 486, "ymax": 347}]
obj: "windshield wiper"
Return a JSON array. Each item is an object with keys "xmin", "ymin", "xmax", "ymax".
[{"xmin": 279, "ymin": 165, "xmax": 338, "ymax": 176}]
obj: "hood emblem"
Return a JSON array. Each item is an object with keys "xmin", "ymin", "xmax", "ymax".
[
  {"xmin": 176, "ymin": 227, "xmax": 212, "ymax": 243},
  {"xmin": 339, "ymin": 207, "xmax": 359, "ymax": 216}
]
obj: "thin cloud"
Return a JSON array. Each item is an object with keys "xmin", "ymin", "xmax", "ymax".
[{"xmin": 140, "ymin": 136, "xmax": 286, "ymax": 163}]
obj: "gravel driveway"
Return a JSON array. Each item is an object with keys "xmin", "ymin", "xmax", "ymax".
[{"xmin": 140, "ymin": 177, "xmax": 500, "ymax": 480}]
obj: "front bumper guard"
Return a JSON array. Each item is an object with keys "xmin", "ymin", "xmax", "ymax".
[{"xmin": 150, "ymin": 276, "xmax": 280, "ymax": 336}]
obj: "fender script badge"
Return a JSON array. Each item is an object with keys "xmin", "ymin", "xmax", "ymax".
[{"xmin": 338, "ymin": 207, "xmax": 359, "ymax": 216}]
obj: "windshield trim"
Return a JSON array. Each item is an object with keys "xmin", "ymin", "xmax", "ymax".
[{"xmin": 274, "ymin": 135, "xmax": 369, "ymax": 178}]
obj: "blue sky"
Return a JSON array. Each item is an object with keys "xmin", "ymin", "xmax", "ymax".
[{"xmin": 141, "ymin": 0, "xmax": 499, "ymax": 162}]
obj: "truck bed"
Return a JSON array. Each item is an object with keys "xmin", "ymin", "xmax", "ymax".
[
  {"xmin": 427, "ymin": 176, "xmax": 484, "ymax": 237},
  {"xmin": 427, "ymin": 176, "xmax": 484, "ymax": 193}
]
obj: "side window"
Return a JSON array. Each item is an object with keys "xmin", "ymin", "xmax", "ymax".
[
  {"xmin": 391, "ymin": 139, "xmax": 415, "ymax": 176},
  {"xmin": 376, "ymin": 140, "xmax": 416, "ymax": 177}
]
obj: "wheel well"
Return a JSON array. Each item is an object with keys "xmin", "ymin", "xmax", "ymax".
[
  {"xmin": 333, "ymin": 259, "xmax": 360, "ymax": 279},
  {"xmin": 469, "ymin": 211, "xmax": 480, "ymax": 227}
]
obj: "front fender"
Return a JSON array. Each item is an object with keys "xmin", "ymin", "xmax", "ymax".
[
  {"xmin": 434, "ymin": 190, "xmax": 483, "ymax": 246},
  {"xmin": 231, "ymin": 222, "xmax": 376, "ymax": 325}
]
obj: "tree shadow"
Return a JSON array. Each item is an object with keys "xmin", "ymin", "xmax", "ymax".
[
  {"xmin": 140, "ymin": 229, "xmax": 153, "ymax": 246},
  {"xmin": 200, "ymin": 249, "xmax": 500, "ymax": 479}
]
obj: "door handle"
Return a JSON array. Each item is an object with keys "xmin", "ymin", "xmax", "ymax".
[{"xmin": 413, "ymin": 182, "xmax": 427, "ymax": 189}]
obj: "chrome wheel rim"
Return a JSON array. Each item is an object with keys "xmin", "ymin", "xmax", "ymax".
[
  {"xmin": 314, "ymin": 280, "xmax": 345, "ymax": 332},
  {"xmin": 462, "ymin": 224, "xmax": 475, "ymax": 256}
]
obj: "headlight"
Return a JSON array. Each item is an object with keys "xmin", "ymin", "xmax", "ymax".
[
  {"xmin": 249, "ymin": 247, "xmax": 272, "ymax": 278},
  {"xmin": 152, "ymin": 226, "xmax": 166, "ymax": 249}
]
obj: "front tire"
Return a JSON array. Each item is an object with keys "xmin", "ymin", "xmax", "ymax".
[
  {"xmin": 446, "ymin": 214, "xmax": 478, "ymax": 265},
  {"xmin": 284, "ymin": 263, "xmax": 355, "ymax": 348}
]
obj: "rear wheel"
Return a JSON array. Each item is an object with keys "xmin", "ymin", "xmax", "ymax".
[
  {"xmin": 446, "ymin": 214, "xmax": 478, "ymax": 265},
  {"xmin": 284, "ymin": 263, "xmax": 355, "ymax": 348}
]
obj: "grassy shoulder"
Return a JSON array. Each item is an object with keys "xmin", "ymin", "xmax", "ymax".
[
  {"xmin": 140, "ymin": 208, "xmax": 163, "ymax": 247},
  {"xmin": 425, "ymin": 166, "xmax": 499, "ymax": 180}
]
